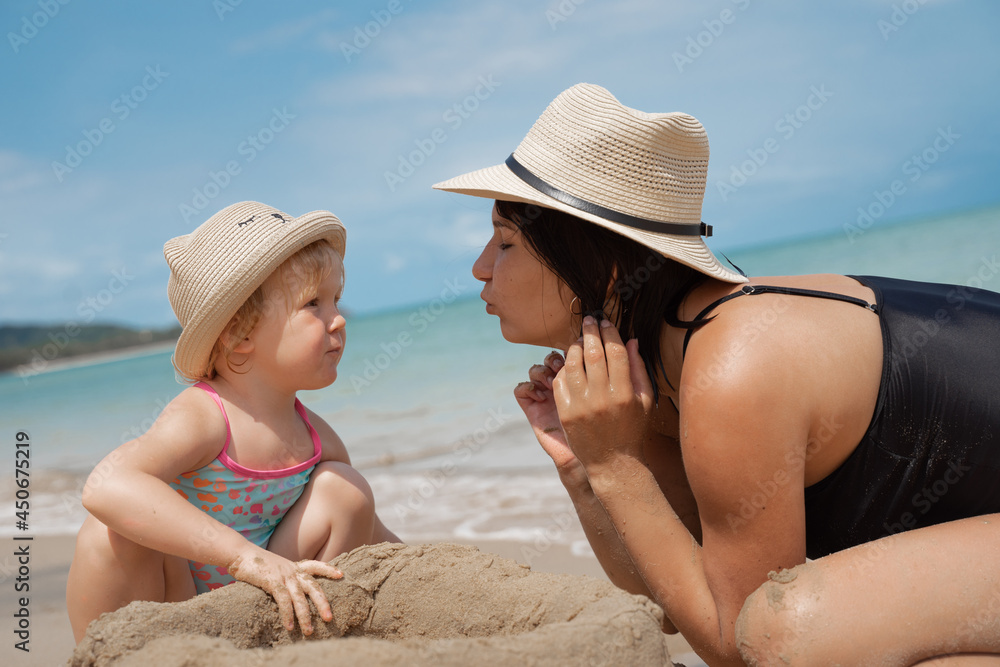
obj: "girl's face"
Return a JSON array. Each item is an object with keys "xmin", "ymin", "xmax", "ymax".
[
  {"xmin": 472, "ymin": 204, "xmax": 577, "ymax": 349},
  {"xmin": 248, "ymin": 253, "xmax": 347, "ymax": 391}
]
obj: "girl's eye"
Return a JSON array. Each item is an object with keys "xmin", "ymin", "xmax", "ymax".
[
  {"xmin": 498, "ymin": 241, "xmax": 512, "ymax": 250},
  {"xmin": 305, "ymin": 298, "xmax": 319, "ymax": 308}
]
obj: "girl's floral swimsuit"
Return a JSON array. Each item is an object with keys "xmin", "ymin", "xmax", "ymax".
[{"xmin": 168, "ymin": 382, "xmax": 321, "ymax": 592}]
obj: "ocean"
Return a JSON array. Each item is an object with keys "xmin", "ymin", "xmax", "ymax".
[{"xmin": 2, "ymin": 204, "xmax": 999, "ymax": 553}]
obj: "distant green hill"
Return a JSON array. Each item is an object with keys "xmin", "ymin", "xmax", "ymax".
[{"xmin": 0, "ymin": 323, "xmax": 180, "ymax": 374}]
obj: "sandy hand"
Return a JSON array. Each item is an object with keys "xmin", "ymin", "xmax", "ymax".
[
  {"xmin": 514, "ymin": 351, "xmax": 583, "ymax": 477},
  {"xmin": 227, "ymin": 547, "xmax": 343, "ymax": 635}
]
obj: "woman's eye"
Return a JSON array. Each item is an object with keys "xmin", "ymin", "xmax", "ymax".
[{"xmin": 498, "ymin": 242, "xmax": 512, "ymax": 250}]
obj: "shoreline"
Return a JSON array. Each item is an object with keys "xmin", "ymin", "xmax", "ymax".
[
  {"xmin": 0, "ymin": 340, "xmax": 176, "ymax": 380},
  {"xmin": 0, "ymin": 534, "xmax": 698, "ymax": 665}
]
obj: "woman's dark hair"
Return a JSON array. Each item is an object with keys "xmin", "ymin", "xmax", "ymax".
[{"xmin": 495, "ymin": 200, "xmax": 712, "ymax": 403}]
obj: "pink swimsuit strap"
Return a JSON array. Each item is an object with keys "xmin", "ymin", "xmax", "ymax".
[{"xmin": 193, "ymin": 382, "xmax": 322, "ymax": 479}]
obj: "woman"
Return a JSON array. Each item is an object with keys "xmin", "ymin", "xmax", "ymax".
[{"xmin": 434, "ymin": 83, "xmax": 1000, "ymax": 665}]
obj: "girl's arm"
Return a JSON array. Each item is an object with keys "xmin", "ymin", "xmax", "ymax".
[
  {"xmin": 82, "ymin": 387, "xmax": 342, "ymax": 635},
  {"xmin": 554, "ymin": 318, "xmax": 808, "ymax": 665}
]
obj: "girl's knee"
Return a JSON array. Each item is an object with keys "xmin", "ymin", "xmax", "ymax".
[
  {"xmin": 309, "ymin": 461, "xmax": 375, "ymax": 515},
  {"xmin": 736, "ymin": 564, "xmax": 822, "ymax": 666}
]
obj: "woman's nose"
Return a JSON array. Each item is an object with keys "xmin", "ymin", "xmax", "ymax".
[{"xmin": 472, "ymin": 246, "xmax": 492, "ymax": 283}]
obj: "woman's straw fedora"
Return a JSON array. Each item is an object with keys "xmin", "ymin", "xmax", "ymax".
[{"xmin": 434, "ymin": 83, "xmax": 746, "ymax": 284}]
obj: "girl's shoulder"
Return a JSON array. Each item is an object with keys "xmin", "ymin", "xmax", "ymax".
[{"xmin": 135, "ymin": 384, "xmax": 230, "ymax": 468}]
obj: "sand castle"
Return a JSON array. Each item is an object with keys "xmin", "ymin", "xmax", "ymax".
[{"xmin": 70, "ymin": 542, "xmax": 676, "ymax": 666}]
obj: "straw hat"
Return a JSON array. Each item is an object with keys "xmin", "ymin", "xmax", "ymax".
[
  {"xmin": 433, "ymin": 83, "xmax": 746, "ymax": 283},
  {"xmin": 164, "ymin": 201, "xmax": 346, "ymax": 380}
]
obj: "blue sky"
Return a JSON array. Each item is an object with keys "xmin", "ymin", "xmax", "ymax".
[{"xmin": 1, "ymin": 0, "xmax": 998, "ymax": 327}]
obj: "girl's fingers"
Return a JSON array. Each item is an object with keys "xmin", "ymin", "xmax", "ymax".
[
  {"xmin": 273, "ymin": 587, "xmax": 296, "ymax": 632},
  {"xmin": 299, "ymin": 560, "xmax": 343, "ymax": 580},
  {"xmin": 301, "ymin": 576, "xmax": 334, "ymax": 623},
  {"xmin": 288, "ymin": 580, "xmax": 314, "ymax": 635}
]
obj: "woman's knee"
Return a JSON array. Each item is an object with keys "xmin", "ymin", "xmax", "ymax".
[
  {"xmin": 735, "ymin": 564, "xmax": 824, "ymax": 666},
  {"xmin": 308, "ymin": 461, "xmax": 375, "ymax": 516}
]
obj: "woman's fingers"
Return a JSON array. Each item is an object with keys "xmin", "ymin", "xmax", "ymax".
[
  {"xmin": 580, "ymin": 316, "xmax": 608, "ymax": 385},
  {"xmin": 625, "ymin": 338, "xmax": 655, "ymax": 409},
  {"xmin": 598, "ymin": 319, "xmax": 631, "ymax": 392},
  {"xmin": 528, "ymin": 363, "xmax": 556, "ymax": 391},
  {"xmin": 544, "ymin": 350, "xmax": 565, "ymax": 373}
]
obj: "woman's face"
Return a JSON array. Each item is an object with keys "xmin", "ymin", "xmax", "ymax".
[{"xmin": 472, "ymin": 204, "xmax": 577, "ymax": 349}]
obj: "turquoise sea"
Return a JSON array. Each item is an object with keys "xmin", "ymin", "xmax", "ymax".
[{"xmin": 2, "ymin": 204, "xmax": 999, "ymax": 547}]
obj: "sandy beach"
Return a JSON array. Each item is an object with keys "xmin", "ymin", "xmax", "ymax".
[{"xmin": 1, "ymin": 535, "xmax": 700, "ymax": 666}]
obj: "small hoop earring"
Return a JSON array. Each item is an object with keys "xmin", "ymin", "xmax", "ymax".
[{"xmin": 570, "ymin": 296, "xmax": 582, "ymax": 316}]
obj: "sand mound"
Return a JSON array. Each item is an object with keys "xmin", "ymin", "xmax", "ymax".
[{"xmin": 70, "ymin": 542, "xmax": 675, "ymax": 666}]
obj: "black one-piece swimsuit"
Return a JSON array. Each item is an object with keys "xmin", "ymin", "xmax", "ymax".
[{"xmin": 684, "ymin": 275, "xmax": 1000, "ymax": 559}]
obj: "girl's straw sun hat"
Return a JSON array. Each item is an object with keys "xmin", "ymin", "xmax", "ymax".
[
  {"xmin": 164, "ymin": 201, "xmax": 346, "ymax": 380},
  {"xmin": 433, "ymin": 82, "xmax": 746, "ymax": 284}
]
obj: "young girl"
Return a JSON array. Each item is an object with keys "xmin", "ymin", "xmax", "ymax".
[{"xmin": 67, "ymin": 201, "xmax": 399, "ymax": 642}]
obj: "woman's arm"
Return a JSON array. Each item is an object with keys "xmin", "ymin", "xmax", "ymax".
[
  {"xmin": 82, "ymin": 388, "xmax": 342, "ymax": 634},
  {"xmin": 555, "ymin": 317, "xmax": 809, "ymax": 665},
  {"xmin": 515, "ymin": 357, "xmax": 669, "ymax": 616}
]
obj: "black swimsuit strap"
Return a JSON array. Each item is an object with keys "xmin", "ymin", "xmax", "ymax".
[{"xmin": 682, "ymin": 284, "xmax": 878, "ymax": 357}]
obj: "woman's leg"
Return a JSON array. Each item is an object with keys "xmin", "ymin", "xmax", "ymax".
[
  {"xmin": 736, "ymin": 514, "xmax": 1000, "ymax": 666},
  {"xmin": 66, "ymin": 514, "xmax": 195, "ymax": 642},
  {"xmin": 267, "ymin": 461, "xmax": 376, "ymax": 562}
]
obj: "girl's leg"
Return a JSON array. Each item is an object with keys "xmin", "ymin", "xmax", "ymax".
[
  {"xmin": 267, "ymin": 461, "xmax": 376, "ymax": 562},
  {"xmin": 66, "ymin": 514, "xmax": 195, "ymax": 642},
  {"xmin": 736, "ymin": 514, "xmax": 1000, "ymax": 666}
]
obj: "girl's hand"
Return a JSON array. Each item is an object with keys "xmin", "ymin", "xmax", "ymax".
[
  {"xmin": 227, "ymin": 547, "xmax": 343, "ymax": 635},
  {"xmin": 514, "ymin": 351, "xmax": 583, "ymax": 478},
  {"xmin": 552, "ymin": 317, "xmax": 655, "ymax": 469}
]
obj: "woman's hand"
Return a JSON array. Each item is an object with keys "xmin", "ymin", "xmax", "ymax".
[
  {"xmin": 227, "ymin": 546, "xmax": 343, "ymax": 635},
  {"xmin": 552, "ymin": 316, "xmax": 655, "ymax": 469},
  {"xmin": 514, "ymin": 351, "xmax": 584, "ymax": 478}
]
